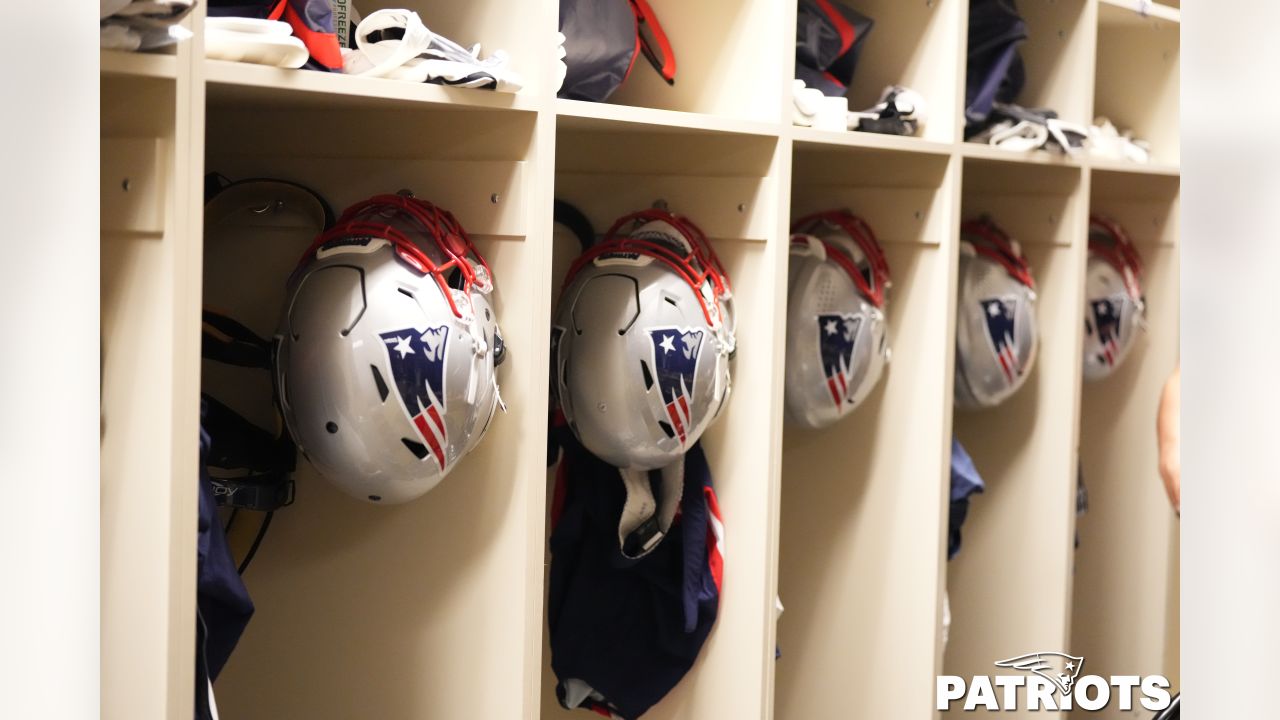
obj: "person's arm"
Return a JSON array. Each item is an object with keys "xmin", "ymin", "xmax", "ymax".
[{"xmin": 1157, "ymin": 367, "xmax": 1180, "ymax": 513}]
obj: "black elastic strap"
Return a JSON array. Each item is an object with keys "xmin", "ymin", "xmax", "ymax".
[{"xmin": 554, "ymin": 199, "xmax": 597, "ymax": 252}]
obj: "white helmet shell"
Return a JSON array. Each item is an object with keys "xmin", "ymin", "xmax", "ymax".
[
  {"xmin": 1083, "ymin": 215, "xmax": 1146, "ymax": 381},
  {"xmin": 954, "ymin": 217, "xmax": 1039, "ymax": 410},
  {"xmin": 552, "ymin": 209, "xmax": 735, "ymax": 470},
  {"xmin": 785, "ymin": 211, "xmax": 892, "ymax": 429},
  {"xmin": 275, "ymin": 195, "xmax": 505, "ymax": 504}
]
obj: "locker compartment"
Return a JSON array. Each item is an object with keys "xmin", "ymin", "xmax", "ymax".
[
  {"xmin": 1072, "ymin": 169, "xmax": 1180, "ymax": 698},
  {"xmin": 542, "ymin": 124, "xmax": 786, "ymax": 720},
  {"xmin": 775, "ymin": 145, "xmax": 957, "ymax": 720},
  {"xmin": 1095, "ymin": 4, "xmax": 1180, "ymax": 165},
  {"xmin": 944, "ymin": 158, "xmax": 1087, "ymax": 685},
  {"xmin": 559, "ymin": 0, "xmax": 790, "ymax": 124},
  {"xmin": 792, "ymin": 0, "xmax": 965, "ymax": 143},
  {"xmin": 203, "ymin": 101, "xmax": 549, "ymax": 720}
]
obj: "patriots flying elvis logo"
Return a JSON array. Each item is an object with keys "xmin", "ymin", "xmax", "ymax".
[
  {"xmin": 994, "ymin": 652, "xmax": 1085, "ymax": 695},
  {"xmin": 818, "ymin": 313, "xmax": 863, "ymax": 408},
  {"xmin": 381, "ymin": 326, "xmax": 450, "ymax": 469},
  {"xmin": 1088, "ymin": 295, "xmax": 1125, "ymax": 367},
  {"xmin": 981, "ymin": 297, "xmax": 1022, "ymax": 383},
  {"xmin": 648, "ymin": 327, "xmax": 705, "ymax": 444}
]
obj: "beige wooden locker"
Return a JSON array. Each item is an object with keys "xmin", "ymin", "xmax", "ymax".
[{"xmin": 98, "ymin": 1, "xmax": 1180, "ymax": 718}]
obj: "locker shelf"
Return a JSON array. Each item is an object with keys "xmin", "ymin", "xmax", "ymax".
[
  {"xmin": 1099, "ymin": 0, "xmax": 1181, "ymax": 27},
  {"xmin": 790, "ymin": 125, "xmax": 954, "ymax": 156},
  {"xmin": 204, "ymin": 59, "xmax": 539, "ymax": 112},
  {"xmin": 961, "ymin": 141, "xmax": 1088, "ymax": 167},
  {"xmin": 556, "ymin": 98, "xmax": 781, "ymax": 137},
  {"xmin": 101, "ymin": 49, "xmax": 178, "ymax": 80}
]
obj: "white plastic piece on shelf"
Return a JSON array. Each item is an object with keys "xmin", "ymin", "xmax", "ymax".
[
  {"xmin": 792, "ymin": 79, "xmax": 823, "ymax": 127},
  {"xmin": 205, "ymin": 17, "xmax": 294, "ymax": 36},
  {"xmin": 813, "ymin": 95, "xmax": 849, "ymax": 131},
  {"xmin": 206, "ymin": 21, "xmax": 309, "ymax": 69}
]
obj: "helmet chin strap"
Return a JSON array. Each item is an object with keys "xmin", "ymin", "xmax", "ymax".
[{"xmin": 616, "ymin": 458, "xmax": 685, "ymax": 560}]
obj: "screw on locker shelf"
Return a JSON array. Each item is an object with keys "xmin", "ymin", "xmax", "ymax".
[
  {"xmin": 652, "ymin": 198, "xmax": 670, "ymax": 211},
  {"xmin": 1048, "ymin": 214, "xmax": 1057, "ymax": 225},
  {"xmin": 737, "ymin": 203, "xmax": 747, "ymax": 213},
  {"xmin": 396, "ymin": 188, "xmax": 415, "ymax": 198},
  {"xmin": 490, "ymin": 193, "xmax": 501, "ymax": 204},
  {"xmin": 925, "ymin": 0, "xmax": 934, "ymax": 7},
  {"xmin": 914, "ymin": 210, "xmax": 924, "ymax": 221},
  {"xmin": 121, "ymin": 178, "xmax": 131, "ymax": 192},
  {"xmin": 1058, "ymin": 29, "xmax": 1066, "ymax": 40}
]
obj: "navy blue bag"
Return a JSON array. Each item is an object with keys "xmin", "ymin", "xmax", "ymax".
[
  {"xmin": 560, "ymin": 0, "xmax": 676, "ymax": 102},
  {"xmin": 795, "ymin": 0, "xmax": 874, "ymax": 96}
]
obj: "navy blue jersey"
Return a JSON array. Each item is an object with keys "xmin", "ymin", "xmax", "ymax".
[
  {"xmin": 548, "ymin": 439, "xmax": 724, "ymax": 719},
  {"xmin": 948, "ymin": 438, "xmax": 986, "ymax": 560},
  {"xmin": 965, "ymin": 0, "xmax": 1027, "ymax": 134},
  {"xmin": 197, "ymin": 416, "xmax": 255, "ymax": 680}
]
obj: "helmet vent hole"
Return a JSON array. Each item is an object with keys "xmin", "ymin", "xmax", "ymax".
[
  {"xmin": 370, "ymin": 365, "xmax": 390, "ymax": 402},
  {"xmin": 398, "ymin": 287, "xmax": 415, "ymax": 299},
  {"xmin": 401, "ymin": 437, "xmax": 429, "ymax": 460},
  {"xmin": 447, "ymin": 267, "xmax": 465, "ymax": 290},
  {"xmin": 664, "ymin": 296, "xmax": 679, "ymax": 307},
  {"xmin": 325, "ymin": 421, "xmax": 339, "ymax": 434},
  {"xmin": 640, "ymin": 360, "xmax": 654, "ymax": 390},
  {"xmin": 368, "ymin": 495, "xmax": 382, "ymax": 502},
  {"xmin": 485, "ymin": 308, "xmax": 491, "ymax": 321},
  {"xmin": 657, "ymin": 420, "xmax": 676, "ymax": 439}
]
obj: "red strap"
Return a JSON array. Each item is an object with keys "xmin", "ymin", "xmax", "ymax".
[
  {"xmin": 630, "ymin": 0, "xmax": 677, "ymax": 82},
  {"xmin": 816, "ymin": 0, "xmax": 856, "ymax": 56},
  {"xmin": 267, "ymin": 0, "xmax": 285, "ymax": 21},
  {"xmin": 280, "ymin": 1, "xmax": 343, "ymax": 70}
]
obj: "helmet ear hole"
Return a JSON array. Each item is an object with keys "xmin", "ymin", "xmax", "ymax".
[
  {"xmin": 401, "ymin": 438, "xmax": 429, "ymax": 460},
  {"xmin": 640, "ymin": 359, "xmax": 655, "ymax": 390}
]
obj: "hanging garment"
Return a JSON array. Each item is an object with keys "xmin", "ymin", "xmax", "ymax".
[
  {"xmin": 965, "ymin": 0, "xmax": 1027, "ymax": 136},
  {"xmin": 948, "ymin": 438, "xmax": 986, "ymax": 560},
  {"xmin": 548, "ymin": 438, "xmax": 724, "ymax": 720},
  {"xmin": 794, "ymin": 0, "xmax": 874, "ymax": 97}
]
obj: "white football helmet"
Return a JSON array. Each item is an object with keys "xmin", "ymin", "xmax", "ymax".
[
  {"xmin": 954, "ymin": 217, "xmax": 1039, "ymax": 410},
  {"xmin": 1083, "ymin": 215, "xmax": 1146, "ymax": 381},
  {"xmin": 275, "ymin": 194, "xmax": 505, "ymax": 504},
  {"xmin": 552, "ymin": 209, "xmax": 735, "ymax": 470},
  {"xmin": 785, "ymin": 210, "xmax": 892, "ymax": 429}
]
